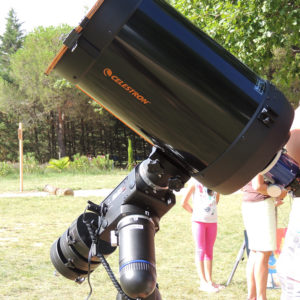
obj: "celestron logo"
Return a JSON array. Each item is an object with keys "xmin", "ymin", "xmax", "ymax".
[{"xmin": 103, "ymin": 68, "xmax": 151, "ymax": 104}]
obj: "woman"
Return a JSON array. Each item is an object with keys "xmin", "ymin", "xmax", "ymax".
[{"xmin": 242, "ymin": 174, "xmax": 286, "ymax": 300}]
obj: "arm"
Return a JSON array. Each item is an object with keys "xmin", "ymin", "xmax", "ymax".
[
  {"xmin": 216, "ymin": 193, "xmax": 220, "ymax": 204},
  {"xmin": 252, "ymin": 173, "xmax": 287, "ymax": 202},
  {"xmin": 181, "ymin": 184, "xmax": 195, "ymax": 213},
  {"xmin": 252, "ymin": 174, "xmax": 269, "ymax": 196}
]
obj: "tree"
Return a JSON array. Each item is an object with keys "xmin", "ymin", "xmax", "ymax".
[
  {"xmin": 8, "ymin": 25, "xmax": 92, "ymax": 158},
  {"xmin": 0, "ymin": 8, "xmax": 24, "ymax": 83},
  {"xmin": 0, "ymin": 9, "xmax": 24, "ymax": 160},
  {"xmin": 0, "ymin": 111, "xmax": 18, "ymax": 161},
  {"xmin": 167, "ymin": 0, "xmax": 299, "ymax": 105}
]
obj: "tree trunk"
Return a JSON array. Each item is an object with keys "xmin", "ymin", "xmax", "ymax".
[
  {"xmin": 71, "ymin": 121, "xmax": 76, "ymax": 155},
  {"xmin": 80, "ymin": 118, "xmax": 86, "ymax": 154},
  {"xmin": 50, "ymin": 111, "xmax": 56, "ymax": 158},
  {"xmin": 34, "ymin": 126, "xmax": 41, "ymax": 160},
  {"xmin": 57, "ymin": 106, "xmax": 66, "ymax": 158}
]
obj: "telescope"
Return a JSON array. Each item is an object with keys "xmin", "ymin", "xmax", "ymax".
[{"xmin": 46, "ymin": 0, "xmax": 299, "ymax": 299}]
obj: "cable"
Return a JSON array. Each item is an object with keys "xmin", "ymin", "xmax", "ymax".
[
  {"xmin": 83, "ymin": 207, "xmax": 100, "ymax": 300},
  {"xmin": 98, "ymin": 253, "xmax": 135, "ymax": 300},
  {"xmin": 85, "ymin": 248, "xmax": 93, "ymax": 300},
  {"xmin": 83, "ymin": 206, "xmax": 135, "ymax": 300}
]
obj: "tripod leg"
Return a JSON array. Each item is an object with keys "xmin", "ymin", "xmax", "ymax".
[{"xmin": 226, "ymin": 239, "xmax": 246, "ymax": 286}]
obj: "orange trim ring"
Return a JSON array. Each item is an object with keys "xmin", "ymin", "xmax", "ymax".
[
  {"xmin": 45, "ymin": 0, "xmax": 105, "ymax": 75},
  {"xmin": 87, "ymin": 0, "xmax": 105, "ymax": 19},
  {"xmin": 76, "ymin": 85, "xmax": 154, "ymax": 145},
  {"xmin": 45, "ymin": 46, "xmax": 68, "ymax": 75}
]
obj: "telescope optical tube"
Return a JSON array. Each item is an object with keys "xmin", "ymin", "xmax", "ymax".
[
  {"xmin": 117, "ymin": 214, "xmax": 156, "ymax": 299},
  {"xmin": 46, "ymin": 0, "xmax": 294, "ymax": 193}
]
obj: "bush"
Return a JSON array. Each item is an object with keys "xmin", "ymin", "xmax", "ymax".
[
  {"xmin": 47, "ymin": 157, "xmax": 70, "ymax": 172},
  {"xmin": 127, "ymin": 138, "xmax": 134, "ymax": 171},
  {"xmin": 0, "ymin": 161, "xmax": 15, "ymax": 176},
  {"xmin": 23, "ymin": 152, "xmax": 40, "ymax": 174},
  {"xmin": 69, "ymin": 153, "xmax": 90, "ymax": 173},
  {"xmin": 90, "ymin": 154, "xmax": 114, "ymax": 171}
]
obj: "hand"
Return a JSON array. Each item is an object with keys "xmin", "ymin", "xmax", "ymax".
[
  {"xmin": 275, "ymin": 199, "xmax": 284, "ymax": 207},
  {"xmin": 280, "ymin": 189, "xmax": 288, "ymax": 199}
]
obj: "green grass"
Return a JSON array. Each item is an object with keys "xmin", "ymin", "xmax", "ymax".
[
  {"xmin": 0, "ymin": 173, "xmax": 293, "ymax": 300},
  {"xmin": 0, "ymin": 170, "xmax": 129, "ymax": 192}
]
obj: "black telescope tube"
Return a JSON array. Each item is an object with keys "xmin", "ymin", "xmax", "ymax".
[{"xmin": 46, "ymin": 0, "xmax": 294, "ymax": 193}]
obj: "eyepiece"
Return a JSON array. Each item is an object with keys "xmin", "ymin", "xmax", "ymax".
[{"xmin": 118, "ymin": 215, "xmax": 156, "ymax": 299}]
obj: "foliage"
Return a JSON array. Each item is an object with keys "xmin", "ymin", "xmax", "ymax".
[
  {"xmin": 52, "ymin": 153, "xmax": 115, "ymax": 173},
  {"xmin": 0, "ymin": 8, "xmax": 24, "ymax": 83},
  {"xmin": 23, "ymin": 152, "xmax": 40, "ymax": 174},
  {"xmin": 69, "ymin": 153, "xmax": 91, "ymax": 173},
  {"xmin": 3, "ymin": 25, "xmax": 91, "ymax": 158},
  {"xmin": 90, "ymin": 154, "xmax": 114, "ymax": 171},
  {"xmin": 47, "ymin": 156, "xmax": 70, "ymax": 172},
  {"xmin": 0, "ymin": 112, "xmax": 18, "ymax": 161},
  {"xmin": 167, "ymin": 0, "xmax": 300, "ymax": 105},
  {"xmin": 0, "ymin": 9, "xmax": 151, "ymax": 166},
  {"xmin": 0, "ymin": 161, "xmax": 15, "ymax": 176},
  {"xmin": 127, "ymin": 137, "xmax": 134, "ymax": 171}
]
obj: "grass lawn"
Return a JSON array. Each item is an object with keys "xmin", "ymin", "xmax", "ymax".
[
  {"xmin": 0, "ymin": 172, "xmax": 293, "ymax": 299},
  {"xmin": 0, "ymin": 170, "xmax": 129, "ymax": 193}
]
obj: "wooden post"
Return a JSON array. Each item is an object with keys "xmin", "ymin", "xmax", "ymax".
[{"xmin": 18, "ymin": 123, "xmax": 23, "ymax": 192}]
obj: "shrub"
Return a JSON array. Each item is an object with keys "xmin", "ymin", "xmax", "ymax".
[
  {"xmin": 69, "ymin": 153, "xmax": 90, "ymax": 173},
  {"xmin": 47, "ymin": 157, "xmax": 70, "ymax": 172},
  {"xmin": 127, "ymin": 138, "xmax": 134, "ymax": 171},
  {"xmin": 91, "ymin": 154, "xmax": 114, "ymax": 171},
  {"xmin": 0, "ymin": 161, "xmax": 15, "ymax": 176},
  {"xmin": 23, "ymin": 152, "xmax": 40, "ymax": 174}
]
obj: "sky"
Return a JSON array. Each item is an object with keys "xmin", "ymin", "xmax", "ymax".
[{"xmin": 0, "ymin": 0, "xmax": 97, "ymax": 35}]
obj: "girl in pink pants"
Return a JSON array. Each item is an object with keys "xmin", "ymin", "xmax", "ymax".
[{"xmin": 181, "ymin": 178, "xmax": 222, "ymax": 293}]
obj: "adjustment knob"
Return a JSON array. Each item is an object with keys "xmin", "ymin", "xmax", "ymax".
[
  {"xmin": 168, "ymin": 177, "xmax": 184, "ymax": 192},
  {"xmin": 147, "ymin": 159, "xmax": 163, "ymax": 175}
]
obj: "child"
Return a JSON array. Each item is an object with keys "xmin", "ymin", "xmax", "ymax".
[{"xmin": 181, "ymin": 178, "xmax": 222, "ymax": 293}]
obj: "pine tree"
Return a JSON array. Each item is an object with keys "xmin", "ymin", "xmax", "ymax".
[{"xmin": 0, "ymin": 8, "xmax": 24, "ymax": 83}]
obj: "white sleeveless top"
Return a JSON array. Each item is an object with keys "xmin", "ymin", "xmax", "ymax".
[{"xmin": 190, "ymin": 179, "xmax": 218, "ymax": 223}]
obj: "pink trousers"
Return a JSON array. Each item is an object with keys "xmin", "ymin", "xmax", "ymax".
[{"xmin": 192, "ymin": 221, "xmax": 217, "ymax": 261}]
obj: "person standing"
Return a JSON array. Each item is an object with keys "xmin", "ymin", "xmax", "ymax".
[
  {"xmin": 181, "ymin": 178, "xmax": 222, "ymax": 293},
  {"xmin": 277, "ymin": 106, "xmax": 300, "ymax": 299},
  {"xmin": 242, "ymin": 174, "xmax": 286, "ymax": 300}
]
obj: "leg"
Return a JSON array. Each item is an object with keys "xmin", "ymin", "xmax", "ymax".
[
  {"xmin": 246, "ymin": 250, "xmax": 257, "ymax": 300},
  {"xmin": 254, "ymin": 251, "xmax": 272, "ymax": 300},
  {"xmin": 204, "ymin": 260, "xmax": 213, "ymax": 283},
  {"xmin": 203, "ymin": 222, "xmax": 217, "ymax": 283},
  {"xmin": 192, "ymin": 222, "xmax": 207, "ymax": 285},
  {"xmin": 242, "ymin": 199, "xmax": 277, "ymax": 300}
]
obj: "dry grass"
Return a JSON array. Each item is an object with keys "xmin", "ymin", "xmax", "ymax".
[{"xmin": 0, "ymin": 173, "xmax": 292, "ymax": 300}]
